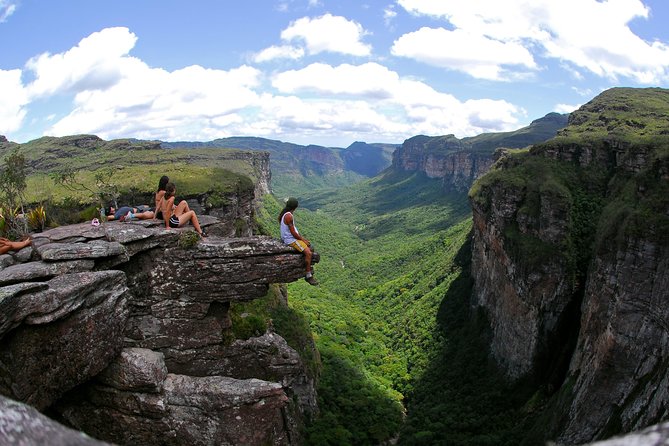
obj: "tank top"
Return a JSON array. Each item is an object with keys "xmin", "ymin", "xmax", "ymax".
[{"xmin": 280, "ymin": 212, "xmax": 298, "ymax": 244}]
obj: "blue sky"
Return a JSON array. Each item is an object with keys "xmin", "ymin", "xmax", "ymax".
[{"xmin": 1, "ymin": 0, "xmax": 668, "ymax": 147}]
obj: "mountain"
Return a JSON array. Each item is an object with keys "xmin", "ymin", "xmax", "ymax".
[
  {"xmin": 161, "ymin": 136, "xmax": 397, "ymax": 197},
  {"xmin": 469, "ymin": 87, "xmax": 669, "ymax": 444},
  {"xmin": 392, "ymin": 112, "xmax": 569, "ymax": 191}
]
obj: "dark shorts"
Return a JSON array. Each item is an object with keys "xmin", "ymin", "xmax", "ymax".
[{"xmin": 169, "ymin": 215, "xmax": 180, "ymax": 228}]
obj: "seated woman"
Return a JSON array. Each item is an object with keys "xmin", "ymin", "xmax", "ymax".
[
  {"xmin": 154, "ymin": 175, "xmax": 169, "ymax": 221},
  {"xmin": 161, "ymin": 182, "xmax": 206, "ymax": 237},
  {"xmin": 0, "ymin": 236, "xmax": 31, "ymax": 255},
  {"xmin": 104, "ymin": 205, "xmax": 155, "ymax": 221}
]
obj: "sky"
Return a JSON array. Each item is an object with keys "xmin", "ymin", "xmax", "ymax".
[{"xmin": 1, "ymin": 0, "xmax": 669, "ymax": 148}]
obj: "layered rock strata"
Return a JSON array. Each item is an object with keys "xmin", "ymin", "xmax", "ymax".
[
  {"xmin": 469, "ymin": 89, "xmax": 669, "ymax": 443},
  {"xmin": 0, "ymin": 217, "xmax": 318, "ymax": 445}
]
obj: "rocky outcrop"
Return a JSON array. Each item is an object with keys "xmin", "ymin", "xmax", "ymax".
[
  {"xmin": 392, "ymin": 135, "xmax": 493, "ymax": 192},
  {"xmin": 469, "ymin": 88, "xmax": 669, "ymax": 443},
  {"xmin": 0, "ymin": 217, "xmax": 318, "ymax": 445},
  {"xmin": 556, "ymin": 234, "xmax": 669, "ymax": 444},
  {"xmin": 392, "ymin": 113, "xmax": 567, "ymax": 192},
  {"xmin": 0, "ymin": 395, "xmax": 111, "ymax": 446}
]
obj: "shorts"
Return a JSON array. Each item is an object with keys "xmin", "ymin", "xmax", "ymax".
[
  {"xmin": 289, "ymin": 240, "xmax": 309, "ymax": 252},
  {"xmin": 169, "ymin": 215, "xmax": 180, "ymax": 228}
]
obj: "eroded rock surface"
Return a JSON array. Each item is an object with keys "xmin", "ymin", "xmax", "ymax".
[{"xmin": 0, "ymin": 217, "xmax": 318, "ymax": 445}]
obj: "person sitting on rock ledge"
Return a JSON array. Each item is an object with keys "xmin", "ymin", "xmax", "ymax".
[
  {"xmin": 104, "ymin": 205, "xmax": 155, "ymax": 222},
  {"xmin": 154, "ymin": 175, "xmax": 170, "ymax": 221},
  {"xmin": 161, "ymin": 182, "xmax": 206, "ymax": 237},
  {"xmin": 0, "ymin": 236, "xmax": 31, "ymax": 255},
  {"xmin": 279, "ymin": 197, "xmax": 318, "ymax": 286}
]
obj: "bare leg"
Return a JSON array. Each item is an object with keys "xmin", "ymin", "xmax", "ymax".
[
  {"xmin": 178, "ymin": 210, "xmax": 203, "ymax": 235},
  {"xmin": 304, "ymin": 246, "xmax": 313, "ymax": 274},
  {"xmin": 0, "ymin": 237, "xmax": 31, "ymax": 255},
  {"xmin": 174, "ymin": 200, "xmax": 190, "ymax": 216}
]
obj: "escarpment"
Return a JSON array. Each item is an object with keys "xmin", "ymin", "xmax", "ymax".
[
  {"xmin": 0, "ymin": 216, "xmax": 319, "ymax": 445},
  {"xmin": 469, "ymin": 87, "xmax": 669, "ymax": 443},
  {"xmin": 392, "ymin": 112, "xmax": 568, "ymax": 192}
]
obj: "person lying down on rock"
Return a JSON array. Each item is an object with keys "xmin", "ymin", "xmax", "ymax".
[
  {"xmin": 104, "ymin": 205, "xmax": 155, "ymax": 222},
  {"xmin": 0, "ymin": 236, "xmax": 31, "ymax": 255}
]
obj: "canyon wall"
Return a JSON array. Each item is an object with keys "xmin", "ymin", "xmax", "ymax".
[{"xmin": 469, "ymin": 88, "xmax": 669, "ymax": 444}]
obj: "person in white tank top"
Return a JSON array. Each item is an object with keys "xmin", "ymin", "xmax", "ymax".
[{"xmin": 279, "ymin": 197, "xmax": 318, "ymax": 286}]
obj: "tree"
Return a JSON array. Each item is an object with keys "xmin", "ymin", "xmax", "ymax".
[{"xmin": 0, "ymin": 150, "xmax": 28, "ymax": 237}]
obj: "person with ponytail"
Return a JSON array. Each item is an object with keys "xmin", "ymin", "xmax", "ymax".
[{"xmin": 279, "ymin": 197, "xmax": 318, "ymax": 285}]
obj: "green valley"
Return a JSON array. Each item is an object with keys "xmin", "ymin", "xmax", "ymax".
[{"xmin": 257, "ymin": 170, "xmax": 532, "ymax": 445}]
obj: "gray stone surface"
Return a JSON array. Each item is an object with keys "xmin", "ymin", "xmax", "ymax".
[{"xmin": 0, "ymin": 395, "xmax": 111, "ymax": 446}]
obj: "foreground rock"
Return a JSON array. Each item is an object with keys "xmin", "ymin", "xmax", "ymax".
[
  {"xmin": 0, "ymin": 218, "xmax": 318, "ymax": 445},
  {"xmin": 0, "ymin": 395, "xmax": 111, "ymax": 446}
]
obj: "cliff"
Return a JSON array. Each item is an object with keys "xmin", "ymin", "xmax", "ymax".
[
  {"xmin": 392, "ymin": 113, "xmax": 568, "ymax": 192},
  {"xmin": 469, "ymin": 87, "xmax": 669, "ymax": 443},
  {"xmin": 0, "ymin": 217, "xmax": 319, "ymax": 445}
]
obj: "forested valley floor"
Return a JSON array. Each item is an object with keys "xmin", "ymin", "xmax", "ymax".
[{"xmin": 257, "ymin": 171, "xmax": 540, "ymax": 445}]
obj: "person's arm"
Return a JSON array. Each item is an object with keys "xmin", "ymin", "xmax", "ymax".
[
  {"xmin": 284, "ymin": 213, "xmax": 310, "ymax": 245},
  {"xmin": 164, "ymin": 197, "xmax": 174, "ymax": 228}
]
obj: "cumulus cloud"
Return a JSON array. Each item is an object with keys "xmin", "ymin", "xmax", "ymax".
[
  {"xmin": 392, "ymin": 27, "xmax": 537, "ymax": 80},
  {"xmin": 270, "ymin": 62, "xmax": 521, "ymax": 140},
  {"xmin": 8, "ymin": 26, "xmax": 523, "ymax": 146},
  {"xmin": 25, "ymin": 27, "xmax": 138, "ymax": 98},
  {"xmin": 281, "ymin": 13, "xmax": 372, "ymax": 56},
  {"xmin": 253, "ymin": 45, "xmax": 304, "ymax": 63},
  {"xmin": 0, "ymin": 0, "xmax": 16, "ymax": 22},
  {"xmin": 395, "ymin": 0, "xmax": 669, "ymax": 83},
  {"xmin": 0, "ymin": 69, "xmax": 28, "ymax": 134}
]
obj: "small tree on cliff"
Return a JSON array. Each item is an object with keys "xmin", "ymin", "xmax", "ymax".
[{"xmin": 0, "ymin": 150, "xmax": 28, "ymax": 237}]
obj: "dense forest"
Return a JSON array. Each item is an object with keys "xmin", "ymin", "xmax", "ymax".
[{"xmin": 256, "ymin": 170, "xmax": 538, "ymax": 445}]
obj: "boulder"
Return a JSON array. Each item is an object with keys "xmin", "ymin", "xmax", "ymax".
[
  {"xmin": 0, "ymin": 395, "xmax": 111, "ymax": 446},
  {"xmin": 0, "ymin": 271, "xmax": 128, "ymax": 410}
]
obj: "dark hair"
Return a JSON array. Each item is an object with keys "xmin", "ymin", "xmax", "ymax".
[
  {"xmin": 157, "ymin": 175, "xmax": 169, "ymax": 192},
  {"xmin": 165, "ymin": 182, "xmax": 176, "ymax": 198},
  {"xmin": 103, "ymin": 206, "xmax": 114, "ymax": 216},
  {"xmin": 278, "ymin": 197, "xmax": 298, "ymax": 222}
]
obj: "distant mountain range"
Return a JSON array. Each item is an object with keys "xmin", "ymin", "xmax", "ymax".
[
  {"xmin": 159, "ymin": 112, "xmax": 568, "ymax": 196},
  {"xmin": 161, "ymin": 137, "xmax": 397, "ymax": 196}
]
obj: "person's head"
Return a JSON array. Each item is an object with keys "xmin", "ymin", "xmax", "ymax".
[
  {"xmin": 157, "ymin": 175, "xmax": 169, "ymax": 192},
  {"xmin": 104, "ymin": 206, "xmax": 115, "ymax": 216},
  {"xmin": 279, "ymin": 197, "xmax": 299, "ymax": 222},
  {"xmin": 286, "ymin": 197, "xmax": 298, "ymax": 211},
  {"xmin": 165, "ymin": 182, "xmax": 176, "ymax": 198}
]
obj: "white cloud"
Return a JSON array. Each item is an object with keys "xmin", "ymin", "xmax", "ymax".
[
  {"xmin": 9, "ymin": 26, "xmax": 523, "ymax": 146},
  {"xmin": 25, "ymin": 27, "xmax": 138, "ymax": 98},
  {"xmin": 392, "ymin": 27, "xmax": 537, "ymax": 80},
  {"xmin": 554, "ymin": 103, "xmax": 580, "ymax": 114},
  {"xmin": 0, "ymin": 0, "xmax": 16, "ymax": 22},
  {"xmin": 280, "ymin": 13, "xmax": 372, "ymax": 56},
  {"xmin": 384, "ymin": 5, "xmax": 397, "ymax": 27},
  {"xmin": 270, "ymin": 62, "xmax": 521, "ymax": 139},
  {"xmin": 396, "ymin": 0, "xmax": 669, "ymax": 83},
  {"xmin": 253, "ymin": 45, "xmax": 304, "ymax": 63},
  {"xmin": 47, "ymin": 63, "xmax": 264, "ymax": 141},
  {"xmin": 0, "ymin": 69, "xmax": 28, "ymax": 134}
]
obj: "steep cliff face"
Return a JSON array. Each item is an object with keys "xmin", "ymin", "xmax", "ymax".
[
  {"xmin": 0, "ymin": 218, "xmax": 319, "ymax": 445},
  {"xmin": 469, "ymin": 88, "xmax": 669, "ymax": 443},
  {"xmin": 392, "ymin": 113, "xmax": 568, "ymax": 192}
]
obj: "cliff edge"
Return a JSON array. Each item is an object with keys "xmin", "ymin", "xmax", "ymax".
[
  {"xmin": 469, "ymin": 87, "xmax": 669, "ymax": 444},
  {"xmin": 0, "ymin": 217, "xmax": 319, "ymax": 445}
]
